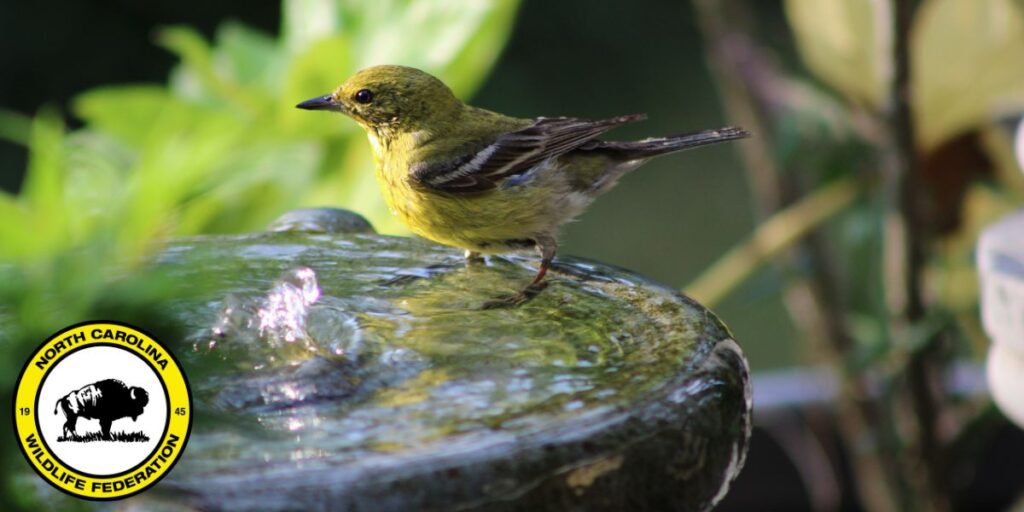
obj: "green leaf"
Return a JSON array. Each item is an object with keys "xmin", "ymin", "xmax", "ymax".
[
  {"xmin": 434, "ymin": 0, "xmax": 520, "ymax": 96},
  {"xmin": 354, "ymin": 1, "xmax": 515, "ymax": 87},
  {"xmin": 18, "ymin": 111, "xmax": 68, "ymax": 255},
  {"xmin": 281, "ymin": 0, "xmax": 341, "ymax": 53},
  {"xmin": 20, "ymin": 111, "xmax": 64, "ymax": 207},
  {"xmin": 158, "ymin": 25, "xmax": 218, "ymax": 87},
  {"xmin": 913, "ymin": 0, "xmax": 1024, "ymax": 150},
  {"xmin": 784, "ymin": 0, "xmax": 892, "ymax": 109},
  {"xmin": 61, "ymin": 132, "xmax": 135, "ymax": 238},
  {"xmin": 73, "ymin": 86, "xmax": 170, "ymax": 147},
  {"xmin": 281, "ymin": 0, "xmax": 519, "ymax": 96},
  {"xmin": 0, "ymin": 193, "xmax": 31, "ymax": 258},
  {"xmin": 176, "ymin": 142, "xmax": 321, "ymax": 233},
  {"xmin": 0, "ymin": 108, "xmax": 32, "ymax": 145},
  {"xmin": 215, "ymin": 22, "xmax": 282, "ymax": 91},
  {"xmin": 279, "ymin": 35, "xmax": 355, "ymax": 137},
  {"xmin": 159, "ymin": 25, "xmax": 243, "ymax": 103}
]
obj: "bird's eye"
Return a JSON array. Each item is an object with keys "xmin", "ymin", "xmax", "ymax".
[{"xmin": 354, "ymin": 89, "xmax": 374, "ymax": 104}]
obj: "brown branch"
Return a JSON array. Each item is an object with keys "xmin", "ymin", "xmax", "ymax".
[
  {"xmin": 886, "ymin": 0, "xmax": 949, "ymax": 510},
  {"xmin": 689, "ymin": 1, "xmax": 944, "ymax": 510}
]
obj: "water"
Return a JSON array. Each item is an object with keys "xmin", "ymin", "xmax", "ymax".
[
  {"xmin": 102, "ymin": 230, "xmax": 754, "ymax": 512},
  {"xmin": 154, "ymin": 232, "xmax": 719, "ymax": 479}
]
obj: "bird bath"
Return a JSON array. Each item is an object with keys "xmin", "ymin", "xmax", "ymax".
[{"xmin": 25, "ymin": 209, "xmax": 751, "ymax": 511}]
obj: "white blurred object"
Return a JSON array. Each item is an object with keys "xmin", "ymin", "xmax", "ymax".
[
  {"xmin": 978, "ymin": 210, "xmax": 1024, "ymax": 428},
  {"xmin": 1017, "ymin": 117, "xmax": 1024, "ymax": 174},
  {"xmin": 987, "ymin": 344, "xmax": 1024, "ymax": 427}
]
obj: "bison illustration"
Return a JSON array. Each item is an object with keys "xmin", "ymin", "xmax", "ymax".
[{"xmin": 54, "ymin": 379, "xmax": 149, "ymax": 439}]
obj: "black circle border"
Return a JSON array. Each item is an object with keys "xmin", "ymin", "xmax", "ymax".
[{"xmin": 12, "ymin": 320, "xmax": 194, "ymax": 502}]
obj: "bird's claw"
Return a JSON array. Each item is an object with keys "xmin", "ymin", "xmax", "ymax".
[
  {"xmin": 480, "ymin": 281, "xmax": 549, "ymax": 310},
  {"xmin": 464, "ymin": 250, "xmax": 485, "ymax": 266}
]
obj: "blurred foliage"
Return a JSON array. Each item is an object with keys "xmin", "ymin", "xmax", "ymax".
[
  {"xmin": 0, "ymin": 0, "xmax": 517, "ymax": 329},
  {"xmin": 779, "ymin": 0, "xmax": 1024, "ymax": 328},
  {"xmin": 786, "ymin": 0, "xmax": 1024, "ymax": 149},
  {"xmin": 78, "ymin": 0, "xmax": 519, "ymax": 234},
  {"xmin": 692, "ymin": 0, "xmax": 1024, "ymax": 509},
  {"xmin": 784, "ymin": 0, "xmax": 892, "ymax": 110},
  {"xmin": 912, "ymin": 0, "xmax": 1024, "ymax": 150},
  {"xmin": 0, "ymin": 1, "xmax": 517, "ymax": 502}
]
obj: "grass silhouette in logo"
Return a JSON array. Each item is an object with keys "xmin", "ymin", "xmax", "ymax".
[{"xmin": 57, "ymin": 430, "xmax": 150, "ymax": 443}]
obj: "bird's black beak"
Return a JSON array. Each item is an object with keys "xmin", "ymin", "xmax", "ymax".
[{"xmin": 296, "ymin": 94, "xmax": 344, "ymax": 112}]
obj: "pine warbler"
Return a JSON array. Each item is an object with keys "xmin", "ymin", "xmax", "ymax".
[{"xmin": 298, "ymin": 65, "xmax": 747, "ymax": 300}]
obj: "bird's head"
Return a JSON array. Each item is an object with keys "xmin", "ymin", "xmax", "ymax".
[{"xmin": 296, "ymin": 65, "xmax": 462, "ymax": 134}]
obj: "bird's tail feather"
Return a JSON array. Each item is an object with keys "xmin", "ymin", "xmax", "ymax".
[{"xmin": 588, "ymin": 126, "xmax": 749, "ymax": 159}]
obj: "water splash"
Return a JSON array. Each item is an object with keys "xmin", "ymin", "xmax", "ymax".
[{"xmin": 205, "ymin": 267, "xmax": 327, "ymax": 367}]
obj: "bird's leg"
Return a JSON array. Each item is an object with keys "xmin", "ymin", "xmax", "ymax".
[
  {"xmin": 481, "ymin": 236, "xmax": 556, "ymax": 309},
  {"xmin": 464, "ymin": 250, "xmax": 485, "ymax": 266},
  {"xmin": 528, "ymin": 236, "xmax": 557, "ymax": 288}
]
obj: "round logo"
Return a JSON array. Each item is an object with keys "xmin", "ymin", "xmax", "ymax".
[{"xmin": 13, "ymin": 321, "xmax": 192, "ymax": 500}]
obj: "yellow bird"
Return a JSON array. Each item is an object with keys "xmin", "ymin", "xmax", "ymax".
[{"xmin": 298, "ymin": 65, "xmax": 747, "ymax": 301}]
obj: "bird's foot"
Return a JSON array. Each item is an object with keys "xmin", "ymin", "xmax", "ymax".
[
  {"xmin": 464, "ymin": 250, "xmax": 485, "ymax": 266},
  {"xmin": 480, "ymin": 281, "xmax": 549, "ymax": 310}
]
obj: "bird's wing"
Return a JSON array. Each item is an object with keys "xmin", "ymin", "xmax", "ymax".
[{"xmin": 410, "ymin": 114, "xmax": 646, "ymax": 193}]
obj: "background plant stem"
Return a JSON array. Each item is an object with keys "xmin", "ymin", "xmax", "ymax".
[
  {"xmin": 685, "ymin": 175, "xmax": 859, "ymax": 308},
  {"xmin": 690, "ymin": 0, "xmax": 959, "ymax": 509},
  {"xmin": 885, "ymin": 0, "xmax": 950, "ymax": 509},
  {"xmin": 690, "ymin": 0, "xmax": 835, "ymax": 352}
]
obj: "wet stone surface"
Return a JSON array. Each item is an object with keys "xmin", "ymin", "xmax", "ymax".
[
  {"xmin": 266, "ymin": 207, "xmax": 376, "ymax": 235},
  {"xmin": 131, "ymin": 225, "xmax": 750, "ymax": 511}
]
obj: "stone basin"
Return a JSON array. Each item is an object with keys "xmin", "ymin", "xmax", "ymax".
[{"xmin": 118, "ymin": 213, "xmax": 752, "ymax": 511}]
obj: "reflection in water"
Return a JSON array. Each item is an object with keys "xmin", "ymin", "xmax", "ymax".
[{"xmin": 157, "ymin": 233, "xmax": 717, "ymax": 481}]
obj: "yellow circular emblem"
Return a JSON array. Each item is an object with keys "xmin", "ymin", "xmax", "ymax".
[{"xmin": 13, "ymin": 321, "xmax": 192, "ymax": 500}]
